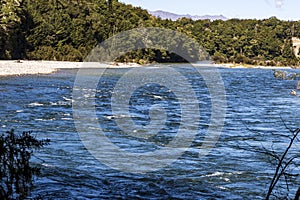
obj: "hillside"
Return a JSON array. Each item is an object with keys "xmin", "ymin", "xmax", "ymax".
[{"xmin": 0, "ymin": 0, "xmax": 299, "ymax": 66}]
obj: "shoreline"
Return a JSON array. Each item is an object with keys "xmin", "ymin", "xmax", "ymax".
[
  {"xmin": 216, "ymin": 63, "xmax": 298, "ymax": 69},
  {"xmin": 0, "ymin": 60, "xmax": 141, "ymax": 76},
  {"xmin": 0, "ymin": 60, "xmax": 298, "ymax": 76}
]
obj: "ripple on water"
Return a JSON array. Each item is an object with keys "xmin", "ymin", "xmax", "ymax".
[{"xmin": 1, "ymin": 68, "xmax": 299, "ymax": 199}]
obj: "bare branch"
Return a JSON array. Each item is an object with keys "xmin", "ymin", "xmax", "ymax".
[{"xmin": 266, "ymin": 128, "xmax": 300, "ymax": 200}]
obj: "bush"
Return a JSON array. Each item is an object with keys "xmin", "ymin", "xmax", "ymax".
[
  {"xmin": 0, "ymin": 129, "xmax": 49, "ymax": 200},
  {"xmin": 212, "ymin": 52, "xmax": 228, "ymax": 63},
  {"xmin": 27, "ymin": 46, "xmax": 60, "ymax": 61}
]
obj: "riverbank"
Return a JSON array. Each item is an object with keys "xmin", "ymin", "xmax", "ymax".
[
  {"xmin": 0, "ymin": 60, "xmax": 297, "ymax": 76},
  {"xmin": 217, "ymin": 63, "xmax": 298, "ymax": 69},
  {"xmin": 0, "ymin": 60, "xmax": 140, "ymax": 76}
]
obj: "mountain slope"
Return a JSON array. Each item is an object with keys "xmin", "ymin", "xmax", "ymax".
[{"xmin": 149, "ymin": 10, "xmax": 227, "ymax": 21}]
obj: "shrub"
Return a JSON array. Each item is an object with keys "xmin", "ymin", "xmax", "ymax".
[{"xmin": 0, "ymin": 129, "xmax": 49, "ymax": 199}]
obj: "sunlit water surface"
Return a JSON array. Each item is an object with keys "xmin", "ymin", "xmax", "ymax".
[{"xmin": 0, "ymin": 65, "xmax": 299, "ymax": 199}]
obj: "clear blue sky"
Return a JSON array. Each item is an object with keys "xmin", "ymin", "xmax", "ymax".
[{"xmin": 119, "ymin": 0, "xmax": 300, "ymax": 21}]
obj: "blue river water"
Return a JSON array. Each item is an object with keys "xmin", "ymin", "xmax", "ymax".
[{"xmin": 0, "ymin": 65, "xmax": 299, "ymax": 199}]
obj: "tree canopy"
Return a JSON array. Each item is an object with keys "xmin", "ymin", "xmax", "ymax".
[{"xmin": 0, "ymin": 0, "xmax": 299, "ymax": 65}]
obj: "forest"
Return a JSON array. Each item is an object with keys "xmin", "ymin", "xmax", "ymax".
[{"xmin": 1, "ymin": 0, "xmax": 300, "ymax": 66}]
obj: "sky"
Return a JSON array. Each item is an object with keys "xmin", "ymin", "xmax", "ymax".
[{"xmin": 119, "ymin": 0, "xmax": 300, "ymax": 21}]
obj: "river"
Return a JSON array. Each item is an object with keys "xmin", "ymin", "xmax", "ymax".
[{"xmin": 0, "ymin": 65, "xmax": 299, "ymax": 199}]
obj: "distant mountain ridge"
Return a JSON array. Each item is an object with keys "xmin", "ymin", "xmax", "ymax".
[{"xmin": 149, "ymin": 10, "xmax": 227, "ymax": 21}]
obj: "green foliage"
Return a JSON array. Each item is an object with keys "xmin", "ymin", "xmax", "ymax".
[
  {"xmin": 0, "ymin": 0, "xmax": 299, "ymax": 65},
  {"xmin": 0, "ymin": 0, "xmax": 27, "ymax": 59},
  {"xmin": 0, "ymin": 129, "xmax": 50, "ymax": 199},
  {"xmin": 187, "ymin": 17, "xmax": 299, "ymax": 65}
]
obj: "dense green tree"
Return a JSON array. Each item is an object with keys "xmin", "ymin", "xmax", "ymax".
[
  {"xmin": 0, "ymin": 0, "xmax": 27, "ymax": 59},
  {"xmin": 0, "ymin": 0, "xmax": 299, "ymax": 65}
]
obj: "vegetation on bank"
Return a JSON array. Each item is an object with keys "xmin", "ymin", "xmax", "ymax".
[
  {"xmin": 0, "ymin": 129, "xmax": 49, "ymax": 199},
  {"xmin": 0, "ymin": 0, "xmax": 300, "ymax": 66}
]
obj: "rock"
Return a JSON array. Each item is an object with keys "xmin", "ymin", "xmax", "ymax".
[
  {"xmin": 273, "ymin": 70, "xmax": 298, "ymax": 80},
  {"xmin": 291, "ymin": 90, "xmax": 297, "ymax": 96}
]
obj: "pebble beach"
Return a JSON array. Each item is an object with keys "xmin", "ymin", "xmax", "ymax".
[
  {"xmin": 0, "ymin": 60, "xmax": 140, "ymax": 76},
  {"xmin": 0, "ymin": 60, "xmax": 296, "ymax": 76}
]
